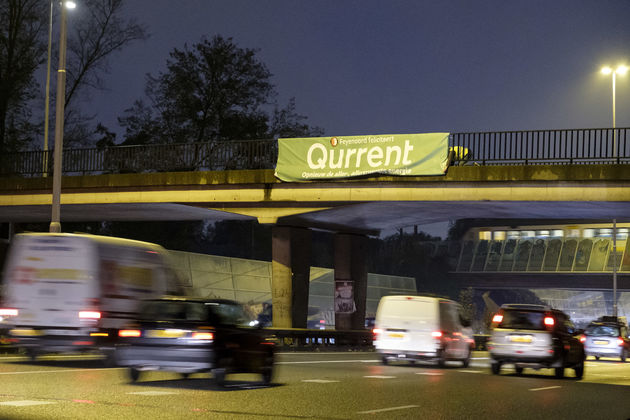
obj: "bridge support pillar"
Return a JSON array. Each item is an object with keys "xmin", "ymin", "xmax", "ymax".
[
  {"xmin": 334, "ymin": 233, "xmax": 368, "ymax": 330},
  {"xmin": 271, "ymin": 226, "xmax": 312, "ymax": 328}
]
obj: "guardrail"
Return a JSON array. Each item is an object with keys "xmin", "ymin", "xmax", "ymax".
[{"xmin": 3, "ymin": 128, "xmax": 629, "ymax": 177}]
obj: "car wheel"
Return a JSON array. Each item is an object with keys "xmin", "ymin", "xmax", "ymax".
[
  {"xmin": 515, "ymin": 366, "xmax": 523, "ymax": 375},
  {"xmin": 574, "ymin": 361, "xmax": 584, "ymax": 379},
  {"xmin": 595, "ymin": 356, "xmax": 600, "ymax": 361},
  {"xmin": 621, "ymin": 349, "xmax": 627, "ymax": 363},
  {"xmin": 461, "ymin": 348, "xmax": 471, "ymax": 368},
  {"xmin": 491, "ymin": 361, "xmax": 501, "ymax": 375},
  {"xmin": 128, "ymin": 367, "xmax": 141, "ymax": 382},
  {"xmin": 25, "ymin": 348, "xmax": 38, "ymax": 362},
  {"xmin": 180, "ymin": 373, "xmax": 190, "ymax": 379},
  {"xmin": 554, "ymin": 366, "xmax": 564, "ymax": 379},
  {"xmin": 381, "ymin": 356, "xmax": 389, "ymax": 366},
  {"xmin": 261, "ymin": 352, "xmax": 275, "ymax": 385},
  {"xmin": 212, "ymin": 367, "xmax": 227, "ymax": 387},
  {"xmin": 437, "ymin": 350, "xmax": 446, "ymax": 368}
]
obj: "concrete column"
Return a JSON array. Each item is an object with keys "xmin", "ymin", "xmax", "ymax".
[
  {"xmin": 271, "ymin": 226, "xmax": 312, "ymax": 328},
  {"xmin": 334, "ymin": 233, "xmax": 368, "ymax": 330}
]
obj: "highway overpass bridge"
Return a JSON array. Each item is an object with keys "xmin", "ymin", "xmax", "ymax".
[{"xmin": 2, "ymin": 128, "xmax": 630, "ymax": 328}]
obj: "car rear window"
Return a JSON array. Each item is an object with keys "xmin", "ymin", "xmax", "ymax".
[
  {"xmin": 139, "ymin": 301, "xmax": 207, "ymax": 322},
  {"xmin": 499, "ymin": 310, "xmax": 547, "ymax": 330},
  {"xmin": 585, "ymin": 324, "xmax": 619, "ymax": 337}
]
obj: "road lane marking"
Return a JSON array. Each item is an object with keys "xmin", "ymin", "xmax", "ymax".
[
  {"xmin": 457, "ymin": 370, "xmax": 484, "ymax": 373},
  {"xmin": 364, "ymin": 375, "xmax": 396, "ymax": 379},
  {"xmin": 529, "ymin": 386, "xmax": 561, "ymax": 392},
  {"xmin": 126, "ymin": 391, "xmax": 178, "ymax": 396},
  {"xmin": 416, "ymin": 372, "xmax": 443, "ymax": 376},
  {"xmin": 0, "ymin": 367, "xmax": 121, "ymax": 375},
  {"xmin": 357, "ymin": 405, "xmax": 419, "ymax": 414},
  {"xmin": 277, "ymin": 359, "xmax": 378, "ymax": 364},
  {"xmin": 301, "ymin": 379, "xmax": 340, "ymax": 383},
  {"xmin": 0, "ymin": 400, "xmax": 57, "ymax": 406}
]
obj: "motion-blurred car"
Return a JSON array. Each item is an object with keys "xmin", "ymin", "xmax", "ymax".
[
  {"xmin": 581, "ymin": 317, "xmax": 630, "ymax": 362},
  {"xmin": 115, "ymin": 297, "xmax": 276, "ymax": 387},
  {"xmin": 488, "ymin": 304, "xmax": 585, "ymax": 379}
]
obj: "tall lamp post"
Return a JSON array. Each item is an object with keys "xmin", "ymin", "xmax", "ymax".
[
  {"xmin": 49, "ymin": 0, "xmax": 76, "ymax": 233},
  {"xmin": 43, "ymin": 0, "xmax": 53, "ymax": 177},
  {"xmin": 601, "ymin": 65, "xmax": 628, "ymax": 160}
]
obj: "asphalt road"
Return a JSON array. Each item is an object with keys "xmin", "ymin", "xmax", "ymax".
[{"xmin": 0, "ymin": 351, "xmax": 629, "ymax": 419}]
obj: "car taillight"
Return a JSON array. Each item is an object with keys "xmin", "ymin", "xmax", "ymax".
[
  {"xmin": 119, "ymin": 329, "xmax": 141, "ymax": 338},
  {"xmin": 0, "ymin": 308, "xmax": 18, "ymax": 317},
  {"xmin": 579, "ymin": 335, "xmax": 586, "ymax": 343},
  {"xmin": 432, "ymin": 331, "xmax": 443, "ymax": 338},
  {"xmin": 373, "ymin": 328, "xmax": 383, "ymax": 337},
  {"xmin": 79, "ymin": 311, "xmax": 101, "ymax": 319},
  {"xmin": 191, "ymin": 331, "xmax": 214, "ymax": 340},
  {"xmin": 618, "ymin": 337, "xmax": 624, "ymax": 346},
  {"xmin": 543, "ymin": 316, "xmax": 555, "ymax": 327},
  {"xmin": 492, "ymin": 314, "xmax": 503, "ymax": 324}
]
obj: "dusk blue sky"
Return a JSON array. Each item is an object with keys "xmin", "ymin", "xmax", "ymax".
[{"xmin": 85, "ymin": 0, "xmax": 630, "ymax": 141}]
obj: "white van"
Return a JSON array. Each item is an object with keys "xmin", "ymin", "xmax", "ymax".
[
  {"xmin": 0, "ymin": 233, "xmax": 183, "ymax": 360},
  {"xmin": 373, "ymin": 295, "xmax": 474, "ymax": 367}
]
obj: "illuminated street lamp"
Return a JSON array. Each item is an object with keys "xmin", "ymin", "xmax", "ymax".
[
  {"xmin": 601, "ymin": 65, "xmax": 628, "ymax": 159},
  {"xmin": 49, "ymin": 0, "xmax": 76, "ymax": 233}
]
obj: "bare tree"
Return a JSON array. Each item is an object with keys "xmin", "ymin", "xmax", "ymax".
[
  {"xmin": 0, "ymin": 0, "xmax": 47, "ymax": 155},
  {"xmin": 62, "ymin": 0, "xmax": 148, "ymax": 146}
]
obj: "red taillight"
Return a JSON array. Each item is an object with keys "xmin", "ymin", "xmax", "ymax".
[
  {"xmin": 373, "ymin": 328, "xmax": 383, "ymax": 337},
  {"xmin": 492, "ymin": 314, "xmax": 503, "ymax": 324},
  {"xmin": 0, "ymin": 308, "xmax": 18, "ymax": 317},
  {"xmin": 543, "ymin": 316, "xmax": 555, "ymax": 327},
  {"xmin": 617, "ymin": 337, "xmax": 624, "ymax": 346},
  {"xmin": 432, "ymin": 331, "xmax": 443, "ymax": 338},
  {"xmin": 118, "ymin": 329, "xmax": 141, "ymax": 338},
  {"xmin": 191, "ymin": 331, "xmax": 214, "ymax": 340},
  {"xmin": 579, "ymin": 335, "xmax": 586, "ymax": 343},
  {"xmin": 79, "ymin": 311, "xmax": 101, "ymax": 319}
]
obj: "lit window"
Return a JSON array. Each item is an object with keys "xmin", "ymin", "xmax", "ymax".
[
  {"xmin": 493, "ymin": 231, "xmax": 506, "ymax": 240},
  {"xmin": 583, "ymin": 229, "xmax": 595, "ymax": 238},
  {"xmin": 551, "ymin": 230, "xmax": 564, "ymax": 237},
  {"xmin": 522, "ymin": 231, "xmax": 535, "ymax": 238},
  {"xmin": 479, "ymin": 231, "xmax": 491, "ymax": 241},
  {"xmin": 536, "ymin": 230, "xmax": 550, "ymax": 238},
  {"xmin": 567, "ymin": 229, "xmax": 580, "ymax": 238},
  {"xmin": 507, "ymin": 231, "xmax": 520, "ymax": 239}
]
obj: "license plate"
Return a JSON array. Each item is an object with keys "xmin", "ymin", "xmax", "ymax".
[
  {"xmin": 388, "ymin": 332, "xmax": 405, "ymax": 338},
  {"xmin": 509, "ymin": 335, "xmax": 532, "ymax": 343},
  {"xmin": 594, "ymin": 340, "xmax": 609, "ymax": 345},
  {"xmin": 146, "ymin": 329, "xmax": 185, "ymax": 338},
  {"xmin": 10, "ymin": 329, "xmax": 42, "ymax": 337}
]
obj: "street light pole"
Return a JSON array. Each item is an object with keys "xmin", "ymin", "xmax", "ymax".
[
  {"xmin": 601, "ymin": 65, "xmax": 628, "ymax": 161},
  {"xmin": 43, "ymin": 0, "xmax": 53, "ymax": 177},
  {"xmin": 49, "ymin": 1, "xmax": 74, "ymax": 233}
]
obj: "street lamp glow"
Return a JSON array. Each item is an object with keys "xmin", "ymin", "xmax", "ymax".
[
  {"xmin": 617, "ymin": 65, "xmax": 629, "ymax": 76},
  {"xmin": 601, "ymin": 66, "xmax": 613, "ymax": 75},
  {"xmin": 65, "ymin": 1, "xmax": 76, "ymax": 9}
]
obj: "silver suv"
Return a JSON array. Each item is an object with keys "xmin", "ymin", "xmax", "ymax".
[{"xmin": 488, "ymin": 304, "xmax": 585, "ymax": 379}]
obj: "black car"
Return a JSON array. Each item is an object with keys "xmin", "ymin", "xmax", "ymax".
[{"xmin": 115, "ymin": 297, "xmax": 276, "ymax": 386}]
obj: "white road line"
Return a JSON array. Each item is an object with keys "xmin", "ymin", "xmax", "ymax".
[
  {"xmin": 357, "ymin": 405, "xmax": 419, "ymax": 414},
  {"xmin": 529, "ymin": 386, "xmax": 562, "ymax": 392},
  {"xmin": 277, "ymin": 359, "xmax": 378, "ymax": 365},
  {"xmin": 457, "ymin": 370, "xmax": 484, "ymax": 373},
  {"xmin": 301, "ymin": 379, "xmax": 340, "ymax": 383},
  {"xmin": 0, "ymin": 400, "xmax": 57, "ymax": 406},
  {"xmin": 126, "ymin": 391, "xmax": 178, "ymax": 396},
  {"xmin": 0, "ymin": 367, "xmax": 121, "ymax": 375},
  {"xmin": 416, "ymin": 372, "xmax": 443, "ymax": 376},
  {"xmin": 363, "ymin": 375, "xmax": 396, "ymax": 379}
]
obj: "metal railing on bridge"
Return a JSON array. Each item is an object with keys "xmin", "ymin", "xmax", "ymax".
[
  {"xmin": 455, "ymin": 237, "xmax": 629, "ymax": 273},
  {"xmin": 2, "ymin": 127, "xmax": 629, "ymax": 177}
]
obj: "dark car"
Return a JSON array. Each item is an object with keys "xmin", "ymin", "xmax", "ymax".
[
  {"xmin": 581, "ymin": 317, "xmax": 630, "ymax": 362},
  {"xmin": 488, "ymin": 304, "xmax": 585, "ymax": 379},
  {"xmin": 114, "ymin": 297, "xmax": 276, "ymax": 387}
]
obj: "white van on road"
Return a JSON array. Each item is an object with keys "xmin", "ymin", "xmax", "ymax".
[
  {"xmin": 0, "ymin": 233, "xmax": 183, "ymax": 360},
  {"xmin": 373, "ymin": 295, "xmax": 474, "ymax": 367}
]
